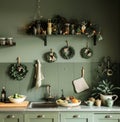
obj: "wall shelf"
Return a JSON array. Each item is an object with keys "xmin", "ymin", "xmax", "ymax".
[
  {"xmin": 25, "ymin": 15, "xmax": 103, "ymax": 46},
  {"xmin": 0, "ymin": 41, "xmax": 16, "ymax": 47}
]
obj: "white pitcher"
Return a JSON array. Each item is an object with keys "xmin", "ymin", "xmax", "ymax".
[{"xmin": 100, "ymin": 94, "xmax": 118, "ymax": 105}]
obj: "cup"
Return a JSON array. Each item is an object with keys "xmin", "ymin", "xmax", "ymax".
[
  {"xmin": 89, "ymin": 97, "xmax": 95, "ymax": 103},
  {"xmin": 85, "ymin": 100, "xmax": 94, "ymax": 107},
  {"xmin": 106, "ymin": 98, "xmax": 114, "ymax": 107},
  {"xmin": 95, "ymin": 99, "xmax": 101, "ymax": 107}
]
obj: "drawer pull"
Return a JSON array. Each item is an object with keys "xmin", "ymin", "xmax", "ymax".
[
  {"xmin": 37, "ymin": 115, "xmax": 45, "ymax": 118},
  {"xmin": 73, "ymin": 115, "xmax": 80, "ymax": 118},
  {"xmin": 7, "ymin": 115, "xmax": 15, "ymax": 118},
  {"xmin": 105, "ymin": 115, "xmax": 112, "ymax": 118}
]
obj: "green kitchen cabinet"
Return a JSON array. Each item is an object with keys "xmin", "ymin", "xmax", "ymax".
[
  {"xmin": 60, "ymin": 112, "xmax": 93, "ymax": 122},
  {"xmin": 0, "ymin": 113, "xmax": 23, "ymax": 122},
  {"xmin": 94, "ymin": 113, "xmax": 120, "ymax": 122},
  {"xmin": 25, "ymin": 112, "xmax": 58, "ymax": 122}
]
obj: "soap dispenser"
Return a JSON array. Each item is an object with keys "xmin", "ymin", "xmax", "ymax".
[
  {"xmin": 1, "ymin": 87, "xmax": 6, "ymax": 102},
  {"xmin": 60, "ymin": 89, "xmax": 65, "ymax": 100}
]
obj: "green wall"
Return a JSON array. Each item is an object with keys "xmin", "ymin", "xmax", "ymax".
[{"xmin": 0, "ymin": 0, "xmax": 120, "ymax": 101}]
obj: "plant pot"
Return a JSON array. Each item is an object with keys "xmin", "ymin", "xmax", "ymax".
[{"xmin": 100, "ymin": 94, "xmax": 118, "ymax": 105}]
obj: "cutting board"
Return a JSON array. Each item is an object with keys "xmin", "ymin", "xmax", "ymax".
[
  {"xmin": 0, "ymin": 101, "xmax": 29, "ymax": 108},
  {"xmin": 73, "ymin": 67, "xmax": 89, "ymax": 93}
]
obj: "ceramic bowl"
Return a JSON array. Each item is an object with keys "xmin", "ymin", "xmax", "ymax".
[{"xmin": 8, "ymin": 95, "xmax": 26, "ymax": 103}]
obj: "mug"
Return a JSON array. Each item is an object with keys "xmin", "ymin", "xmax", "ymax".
[
  {"xmin": 95, "ymin": 99, "xmax": 101, "ymax": 107},
  {"xmin": 106, "ymin": 98, "xmax": 114, "ymax": 107},
  {"xmin": 85, "ymin": 100, "xmax": 94, "ymax": 106}
]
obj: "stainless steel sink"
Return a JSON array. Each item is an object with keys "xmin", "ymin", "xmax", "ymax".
[{"xmin": 28, "ymin": 101, "xmax": 58, "ymax": 108}]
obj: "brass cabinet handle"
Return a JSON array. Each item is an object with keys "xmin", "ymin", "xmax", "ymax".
[
  {"xmin": 37, "ymin": 115, "xmax": 45, "ymax": 118},
  {"xmin": 7, "ymin": 115, "xmax": 15, "ymax": 118},
  {"xmin": 105, "ymin": 115, "xmax": 112, "ymax": 118},
  {"xmin": 73, "ymin": 115, "xmax": 80, "ymax": 118}
]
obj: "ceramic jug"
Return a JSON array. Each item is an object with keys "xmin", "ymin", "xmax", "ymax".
[{"xmin": 100, "ymin": 94, "xmax": 118, "ymax": 105}]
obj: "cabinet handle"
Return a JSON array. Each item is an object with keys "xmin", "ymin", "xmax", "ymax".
[
  {"xmin": 7, "ymin": 115, "xmax": 15, "ymax": 118},
  {"xmin": 73, "ymin": 115, "xmax": 80, "ymax": 118},
  {"xmin": 105, "ymin": 115, "xmax": 112, "ymax": 118},
  {"xmin": 37, "ymin": 115, "xmax": 45, "ymax": 118}
]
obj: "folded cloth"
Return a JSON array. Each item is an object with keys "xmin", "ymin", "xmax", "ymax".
[{"xmin": 35, "ymin": 59, "xmax": 44, "ymax": 88}]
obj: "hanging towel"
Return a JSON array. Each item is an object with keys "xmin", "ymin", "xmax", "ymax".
[{"xmin": 35, "ymin": 59, "xmax": 44, "ymax": 88}]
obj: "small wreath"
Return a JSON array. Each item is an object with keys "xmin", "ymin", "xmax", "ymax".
[
  {"xmin": 80, "ymin": 47, "xmax": 93, "ymax": 59},
  {"xmin": 60, "ymin": 40, "xmax": 75, "ymax": 59},
  {"xmin": 8, "ymin": 57, "xmax": 28, "ymax": 80},
  {"xmin": 44, "ymin": 49, "xmax": 57, "ymax": 63},
  {"xmin": 60, "ymin": 46, "xmax": 75, "ymax": 59}
]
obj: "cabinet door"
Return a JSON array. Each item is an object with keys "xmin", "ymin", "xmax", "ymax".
[
  {"xmin": 0, "ymin": 113, "xmax": 23, "ymax": 122},
  {"xmin": 61, "ymin": 112, "xmax": 93, "ymax": 122},
  {"xmin": 94, "ymin": 113, "xmax": 120, "ymax": 122},
  {"xmin": 25, "ymin": 112, "xmax": 58, "ymax": 122}
]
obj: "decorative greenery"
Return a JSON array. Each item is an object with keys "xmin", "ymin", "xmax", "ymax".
[
  {"xmin": 25, "ymin": 14, "xmax": 103, "ymax": 45},
  {"xmin": 44, "ymin": 49, "xmax": 57, "ymax": 63},
  {"xmin": 96, "ymin": 56, "xmax": 116, "ymax": 82},
  {"xmin": 60, "ymin": 46, "xmax": 75, "ymax": 60},
  {"xmin": 91, "ymin": 80, "xmax": 120, "ymax": 98},
  {"xmin": 9, "ymin": 63, "xmax": 28, "ymax": 80},
  {"xmin": 80, "ymin": 47, "xmax": 93, "ymax": 59}
]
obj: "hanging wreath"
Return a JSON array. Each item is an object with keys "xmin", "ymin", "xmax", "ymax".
[
  {"xmin": 97, "ymin": 56, "xmax": 116, "ymax": 82},
  {"xmin": 44, "ymin": 49, "xmax": 57, "ymax": 63},
  {"xmin": 8, "ymin": 57, "xmax": 28, "ymax": 80},
  {"xmin": 60, "ymin": 40, "xmax": 75, "ymax": 59},
  {"xmin": 80, "ymin": 42, "xmax": 93, "ymax": 59}
]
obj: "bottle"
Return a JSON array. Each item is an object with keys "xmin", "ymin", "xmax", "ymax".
[
  {"xmin": 1, "ymin": 87, "xmax": 6, "ymax": 102},
  {"xmin": 47, "ymin": 19, "xmax": 52, "ymax": 35}
]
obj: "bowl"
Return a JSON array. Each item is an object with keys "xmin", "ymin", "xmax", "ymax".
[
  {"xmin": 8, "ymin": 95, "xmax": 26, "ymax": 103},
  {"xmin": 56, "ymin": 99, "xmax": 81, "ymax": 107}
]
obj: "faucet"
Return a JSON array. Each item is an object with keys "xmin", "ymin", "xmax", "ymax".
[
  {"xmin": 41, "ymin": 84, "xmax": 55, "ymax": 102},
  {"xmin": 46, "ymin": 85, "xmax": 51, "ymax": 98}
]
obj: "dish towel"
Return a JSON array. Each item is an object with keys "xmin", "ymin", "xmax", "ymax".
[{"xmin": 35, "ymin": 59, "xmax": 44, "ymax": 88}]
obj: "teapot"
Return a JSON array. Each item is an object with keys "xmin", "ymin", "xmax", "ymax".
[{"xmin": 100, "ymin": 94, "xmax": 118, "ymax": 105}]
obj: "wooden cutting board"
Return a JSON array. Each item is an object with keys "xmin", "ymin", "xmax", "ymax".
[{"xmin": 0, "ymin": 101, "xmax": 29, "ymax": 108}]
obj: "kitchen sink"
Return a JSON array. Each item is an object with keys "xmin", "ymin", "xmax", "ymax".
[{"xmin": 28, "ymin": 101, "xmax": 58, "ymax": 108}]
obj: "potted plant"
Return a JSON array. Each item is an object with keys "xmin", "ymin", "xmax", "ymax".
[{"xmin": 91, "ymin": 80, "xmax": 120, "ymax": 105}]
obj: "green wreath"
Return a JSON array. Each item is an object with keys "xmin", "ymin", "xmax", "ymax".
[
  {"xmin": 80, "ymin": 47, "xmax": 93, "ymax": 59},
  {"xmin": 9, "ymin": 63, "xmax": 28, "ymax": 80},
  {"xmin": 44, "ymin": 50, "xmax": 57, "ymax": 63},
  {"xmin": 60, "ymin": 46, "xmax": 75, "ymax": 59}
]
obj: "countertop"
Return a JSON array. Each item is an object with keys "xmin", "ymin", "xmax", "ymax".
[{"xmin": 0, "ymin": 105, "xmax": 120, "ymax": 112}]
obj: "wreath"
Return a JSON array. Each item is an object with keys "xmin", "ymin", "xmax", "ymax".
[
  {"xmin": 44, "ymin": 49, "xmax": 57, "ymax": 63},
  {"xmin": 80, "ymin": 47, "xmax": 93, "ymax": 59},
  {"xmin": 60, "ymin": 41, "xmax": 75, "ymax": 59},
  {"xmin": 60, "ymin": 46, "xmax": 75, "ymax": 59},
  {"xmin": 8, "ymin": 57, "xmax": 28, "ymax": 80}
]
